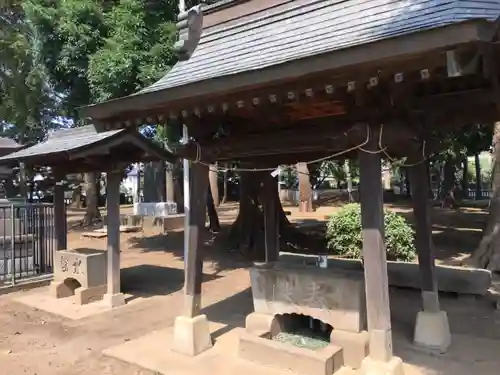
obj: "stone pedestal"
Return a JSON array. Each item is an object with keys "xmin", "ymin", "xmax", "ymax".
[
  {"xmin": 359, "ymin": 356, "xmax": 404, "ymax": 375},
  {"xmin": 413, "ymin": 310, "xmax": 451, "ymax": 352},
  {"xmin": 50, "ymin": 248, "xmax": 106, "ymax": 305},
  {"xmin": 172, "ymin": 315, "xmax": 212, "ymax": 356},
  {"xmin": 103, "ymin": 292, "xmax": 126, "ymax": 308}
]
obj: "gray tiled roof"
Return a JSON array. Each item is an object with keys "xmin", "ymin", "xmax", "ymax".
[
  {"xmin": 140, "ymin": 0, "xmax": 500, "ymax": 94},
  {"xmin": 0, "ymin": 125, "xmax": 124, "ymax": 162}
]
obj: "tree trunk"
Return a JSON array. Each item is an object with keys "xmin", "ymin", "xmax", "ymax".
[
  {"xmin": 228, "ymin": 170, "xmax": 317, "ymax": 260},
  {"xmin": 475, "ymin": 153, "xmax": 482, "ymax": 200},
  {"xmin": 207, "ymin": 185, "xmax": 220, "ymax": 232},
  {"xmin": 297, "ymin": 162, "xmax": 313, "ymax": 212},
  {"xmin": 71, "ymin": 184, "xmax": 82, "ymax": 208},
  {"xmin": 209, "ymin": 164, "xmax": 219, "ymax": 207},
  {"xmin": 426, "ymin": 161, "xmax": 434, "ymax": 199},
  {"xmin": 221, "ymin": 165, "xmax": 228, "ymax": 204},
  {"xmin": 472, "ymin": 121, "xmax": 500, "ymax": 271},
  {"xmin": 403, "ymin": 167, "xmax": 411, "ymax": 197},
  {"xmin": 461, "ymin": 157, "xmax": 469, "ymax": 199},
  {"xmin": 83, "ymin": 171, "xmax": 101, "ymax": 225},
  {"xmin": 344, "ymin": 159, "xmax": 353, "ymax": 202},
  {"xmin": 441, "ymin": 157, "xmax": 458, "ymax": 208}
]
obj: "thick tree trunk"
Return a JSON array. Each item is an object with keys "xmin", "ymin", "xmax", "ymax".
[
  {"xmin": 228, "ymin": 171, "xmax": 317, "ymax": 260},
  {"xmin": 475, "ymin": 153, "xmax": 482, "ymax": 200},
  {"xmin": 209, "ymin": 164, "xmax": 219, "ymax": 207},
  {"xmin": 472, "ymin": 122, "xmax": 500, "ymax": 271},
  {"xmin": 83, "ymin": 171, "xmax": 101, "ymax": 225}
]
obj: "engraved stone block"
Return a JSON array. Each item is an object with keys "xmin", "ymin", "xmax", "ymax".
[
  {"xmin": 50, "ymin": 248, "xmax": 106, "ymax": 305},
  {"xmin": 249, "ymin": 262, "xmax": 367, "ymax": 333}
]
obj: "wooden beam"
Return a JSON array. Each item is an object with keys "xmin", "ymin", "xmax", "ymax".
[
  {"xmin": 358, "ymin": 126, "xmax": 393, "ymax": 362},
  {"xmin": 174, "ymin": 121, "xmax": 422, "ymax": 161},
  {"xmin": 183, "ymin": 162, "xmax": 209, "ymax": 317}
]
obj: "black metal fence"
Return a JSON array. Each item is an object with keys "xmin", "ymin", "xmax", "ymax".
[{"xmin": 0, "ymin": 203, "xmax": 55, "ymax": 286}]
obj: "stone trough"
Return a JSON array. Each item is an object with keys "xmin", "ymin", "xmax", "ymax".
[
  {"xmin": 279, "ymin": 253, "xmax": 492, "ymax": 296},
  {"xmin": 50, "ymin": 248, "xmax": 106, "ymax": 305},
  {"xmin": 240, "ymin": 262, "xmax": 369, "ymax": 374}
]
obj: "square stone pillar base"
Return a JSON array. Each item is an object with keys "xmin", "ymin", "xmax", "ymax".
[
  {"xmin": 359, "ymin": 356, "xmax": 404, "ymax": 375},
  {"xmin": 103, "ymin": 293, "xmax": 126, "ymax": 308},
  {"xmin": 172, "ymin": 314, "xmax": 213, "ymax": 356},
  {"xmin": 413, "ymin": 310, "xmax": 451, "ymax": 353}
]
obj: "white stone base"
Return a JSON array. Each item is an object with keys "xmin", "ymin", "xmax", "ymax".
[
  {"xmin": 172, "ymin": 314, "xmax": 213, "ymax": 356},
  {"xmin": 133, "ymin": 202, "xmax": 177, "ymax": 217},
  {"xmin": 359, "ymin": 356, "xmax": 405, "ymax": 375},
  {"xmin": 413, "ymin": 310, "xmax": 451, "ymax": 353},
  {"xmin": 102, "ymin": 293, "xmax": 126, "ymax": 308}
]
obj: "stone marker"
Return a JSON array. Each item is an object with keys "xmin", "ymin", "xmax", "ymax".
[{"xmin": 50, "ymin": 248, "xmax": 106, "ymax": 305}]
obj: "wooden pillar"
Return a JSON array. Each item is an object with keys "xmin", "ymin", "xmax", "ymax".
[
  {"xmin": 104, "ymin": 169, "xmax": 125, "ymax": 307},
  {"xmin": 53, "ymin": 170, "xmax": 67, "ymax": 250},
  {"xmin": 263, "ymin": 174, "xmax": 279, "ymax": 262},
  {"xmin": 183, "ymin": 161, "xmax": 209, "ymax": 317},
  {"xmin": 408, "ymin": 161, "xmax": 439, "ymax": 311},
  {"xmin": 297, "ymin": 162, "xmax": 313, "ymax": 212},
  {"xmin": 358, "ymin": 133, "xmax": 393, "ymax": 363},
  {"xmin": 409, "ymin": 157, "xmax": 450, "ymax": 352}
]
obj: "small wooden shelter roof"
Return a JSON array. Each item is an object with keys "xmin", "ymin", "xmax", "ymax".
[
  {"xmin": 0, "ymin": 137, "xmax": 21, "ymax": 150},
  {"xmin": 82, "ymin": 0, "xmax": 500, "ymax": 122},
  {"xmin": 0, "ymin": 125, "xmax": 175, "ymax": 171}
]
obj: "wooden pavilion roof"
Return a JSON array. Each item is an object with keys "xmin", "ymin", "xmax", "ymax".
[
  {"xmin": 0, "ymin": 125, "xmax": 175, "ymax": 172},
  {"xmin": 82, "ymin": 0, "xmax": 500, "ymax": 124}
]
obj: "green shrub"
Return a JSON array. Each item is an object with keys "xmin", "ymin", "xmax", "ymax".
[{"xmin": 325, "ymin": 203, "xmax": 416, "ymax": 262}]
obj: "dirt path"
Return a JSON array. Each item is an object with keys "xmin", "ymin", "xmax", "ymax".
[{"xmin": 0, "ymin": 202, "xmax": 495, "ymax": 375}]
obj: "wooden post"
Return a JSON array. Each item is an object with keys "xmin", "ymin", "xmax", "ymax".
[
  {"xmin": 104, "ymin": 169, "xmax": 125, "ymax": 307},
  {"xmin": 183, "ymin": 161, "xmax": 209, "ymax": 317},
  {"xmin": 408, "ymin": 161, "xmax": 439, "ymax": 312},
  {"xmin": 358, "ymin": 132, "xmax": 393, "ymax": 363},
  {"xmin": 53, "ymin": 170, "xmax": 67, "ymax": 251},
  {"xmin": 409, "ymin": 156, "xmax": 450, "ymax": 352}
]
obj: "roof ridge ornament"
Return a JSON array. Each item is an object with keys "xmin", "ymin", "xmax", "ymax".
[{"xmin": 175, "ymin": 4, "xmax": 204, "ymax": 61}]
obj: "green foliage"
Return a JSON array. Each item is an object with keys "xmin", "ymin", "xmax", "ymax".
[
  {"xmin": 88, "ymin": 0, "xmax": 178, "ymax": 102},
  {"xmin": 0, "ymin": 1, "xmax": 56, "ymax": 143},
  {"xmin": 24, "ymin": 0, "xmax": 107, "ymax": 119},
  {"xmin": 325, "ymin": 203, "xmax": 416, "ymax": 262}
]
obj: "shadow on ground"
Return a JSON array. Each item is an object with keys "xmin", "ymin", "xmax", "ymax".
[
  {"xmin": 126, "ymin": 227, "xmax": 255, "ymax": 274},
  {"xmin": 120, "ymin": 264, "xmax": 219, "ymax": 299}
]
